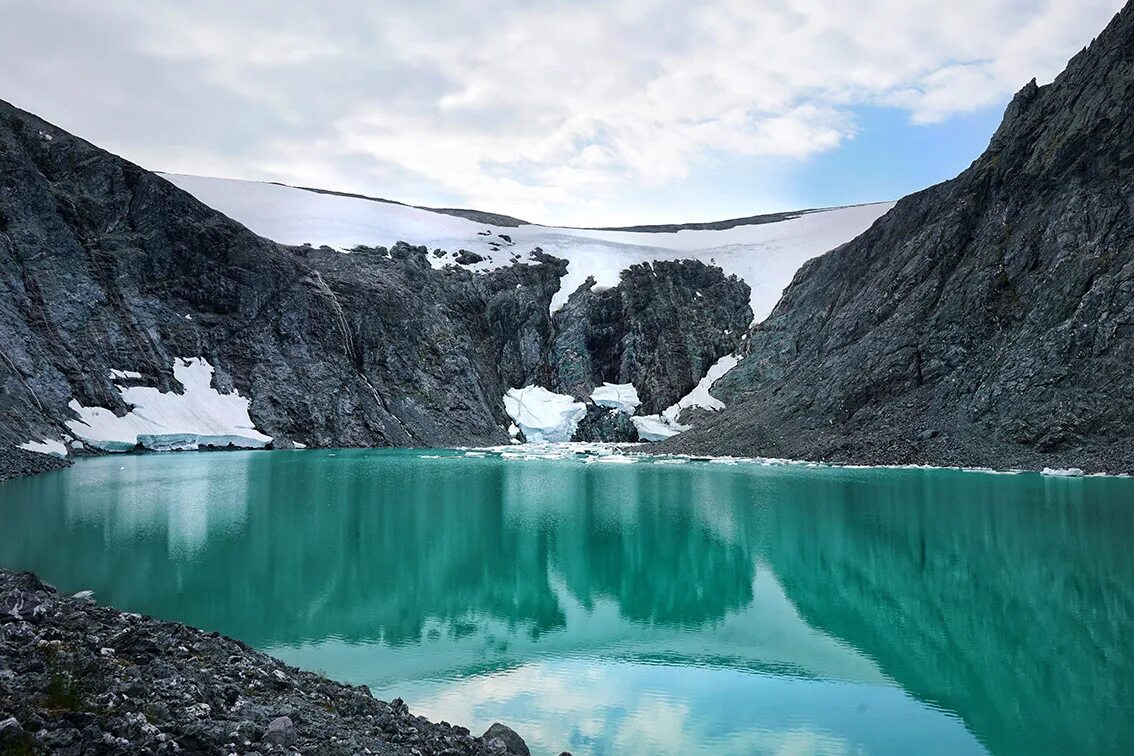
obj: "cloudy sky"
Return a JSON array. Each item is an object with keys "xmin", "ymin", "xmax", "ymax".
[{"xmin": 0, "ymin": 1, "xmax": 1124, "ymax": 225}]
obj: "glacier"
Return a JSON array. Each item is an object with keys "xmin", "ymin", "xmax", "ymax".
[{"xmin": 162, "ymin": 174, "xmax": 894, "ymax": 318}]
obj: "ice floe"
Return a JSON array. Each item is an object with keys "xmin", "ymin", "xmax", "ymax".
[{"xmin": 1041, "ymin": 467, "xmax": 1085, "ymax": 477}]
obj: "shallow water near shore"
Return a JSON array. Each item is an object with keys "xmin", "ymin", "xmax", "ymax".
[{"xmin": 1, "ymin": 448, "xmax": 1132, "ymax": 755}]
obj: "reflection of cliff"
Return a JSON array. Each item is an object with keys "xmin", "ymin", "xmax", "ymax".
[
  {"xmin": 547, "ymin": 467, "xmax": 755, "ymax": 626},
  {"xmin": 761, "ymin": 470, "xmax": 1134, "ymax": 756},
  {"xmin": 0, "ymin": 451, "xmax": 756, "ymax": 647}
]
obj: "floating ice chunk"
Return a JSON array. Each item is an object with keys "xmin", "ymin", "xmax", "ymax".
[
  {"xmin": 293, "ymin": 441, "xmax": 307, "ymax": 449},
  {"xmin": 66, "ymin": 357, "xmax": 272, "ymax": 452},
  {"xmin": 18, "ymin": 438, "xmax": 68, "ymax": 457},
  {"xmin": 631, "ymin": 415, "xmax": 689, "ymax": 442},
  {"xmin": 590, "ymin": 382, "xmax": 641, "ymax": 414},
  {"xmin": 1041, "ymin": 467, "xmax": 1085, "ymax": 477},
  {"xmin": 503, "ymin": 386, "xmax": 587, "ymax": 443}
]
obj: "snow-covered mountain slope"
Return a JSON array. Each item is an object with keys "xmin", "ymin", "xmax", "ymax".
[{"xmin": 162, "ymin": 174, "xmax": 894, "ymax": 318}]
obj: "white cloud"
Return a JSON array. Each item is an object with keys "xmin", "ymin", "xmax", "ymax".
[{"xmin": 0, "ymin": 0, "xmax": 1124, "ymax": 223}]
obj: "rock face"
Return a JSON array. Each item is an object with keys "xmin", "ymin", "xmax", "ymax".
[
  {"xmin": 665, "ymin": 2, "xmax": 1134, "ymax": 473},
  {"xmin": 550, "ymin": 261, "xmax": 751, "ymax": 414},
  {"xmin": 0, "ymin": 98, "xmax": 746, "ymax": 452},
  {"xmin": 0, "ymin": 569, "xmax": 531, "ymax": 755}
]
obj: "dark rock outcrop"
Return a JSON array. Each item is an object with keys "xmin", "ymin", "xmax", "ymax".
[
  {"xmin": 665, "ymin": 2, "xmax": 1134, "ymax": 473},
  {"xmin": 0, "ymin": 98, "xmax": 741, "ymax": 452},
  {"xmin": 0, "ymin": 569, "xmax": 531, "ymax": 755},
  {"xmin": 0, "ymin": 445, "xmax": 69, "ymax": 482},
  {"xmin": 571, "ymin": 404, "xmax": 637, "ymax": 442},
  {"xmin": 550, "ymin": 261, "xmax": 751, "ymax": 414}
]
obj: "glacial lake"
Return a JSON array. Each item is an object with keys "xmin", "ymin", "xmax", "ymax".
[{"xmin": 1, "ymin": 449, "xmax": 1132, "ymax": 755}]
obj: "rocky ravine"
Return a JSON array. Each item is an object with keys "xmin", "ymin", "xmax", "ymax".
[
  {"xmin": 0, "ymin": 97, "xmax": 750, "ymax": 453},
  {"xmin": 0, "ymin": 569, "xmax": 540, "ymax": 756},
  {"xmin": 665, "ymin": 1, "xmax": 1134, "ymax": 474}
]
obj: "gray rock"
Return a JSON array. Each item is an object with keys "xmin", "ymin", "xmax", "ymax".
[
  {"xmin": 550, "ymin": 262, "xmax": 751, "ymax": 414},
  {"xmin": 0, "ymin": 716, "xmax": 24, "ymax": 739},
  {"xmin": 262, "ymin": 716, "xmax": 297, "ymax": 747},
  {"xmin": 0, "ymin": 568, "xmax": 526, "ymax": 754},
  {"xmin": 572, "ymin": 404, "xmax": 637, "ymax": 442},
  {"xmin": 665, "ymin": 2, "xmax": 1134, "ymax": 475},
  {"xmin": 482, "ymin": 722, "xmax": 529, "ymax": 755}
]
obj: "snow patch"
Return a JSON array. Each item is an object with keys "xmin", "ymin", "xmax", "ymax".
[
  {"xmin": 162, "ymin": 174, "xmax": 893, "ymax": 320},
  {"xmin": 66, "ymin": 358, "xmax": 272, "ymax": 452},
  {"xmin": 590, "ymin": 382, "xmax": 641, "ymax": 414},
  {"xmin": 662, "ymin": 354, "xmax": 740, "ymax": 423},
  {"xmin": 108, "ymin": 369, "xmax": 142, "ymax": 381},
  {"xmin": 503, "ymin": 386, "xmax": 587, "ymax": 443},
  {"xmin": 631, "ymin": 415, "xmax": 689, "ymax": 442},
  {"xmin": 18, "ymin": 438, "xmax": 68, "ymax": 458},
  {"xmin": 633, "ymin": 353, "xmax": 741, "ymax": 442}
]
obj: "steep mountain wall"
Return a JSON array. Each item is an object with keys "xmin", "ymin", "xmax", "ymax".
[
  {"xmin": 0, "ymin": 99, "xmax": 748, "ymax": 453},
  {"xmin": 665, "ymin": 2, "xmax": 1134, "ymax": 473}
]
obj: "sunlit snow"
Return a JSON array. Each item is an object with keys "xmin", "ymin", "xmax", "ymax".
[
  {"xmin": 162, "ymin": 174, "xmax": 893, "ymax": 318},
  {"xmin": 632, "ymin": 353, "xmax": 740, "ymax": 442}
]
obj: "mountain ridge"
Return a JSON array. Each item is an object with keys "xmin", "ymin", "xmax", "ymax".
[{"xmin": 662, "ymin": 1, "xmax": 1134, "ymax": 473}]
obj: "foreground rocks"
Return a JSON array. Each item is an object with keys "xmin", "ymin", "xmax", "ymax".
[
  {"xmin": 0, "ymin": 570, "xmax": 532, "ymax": 755},
  {"xmin": 665, "ymin": 2, "xmax": 1134, "ymax": 474}
]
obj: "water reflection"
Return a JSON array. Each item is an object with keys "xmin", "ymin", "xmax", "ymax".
[{"xmin": 1, "ymin": 451, "xmax": 1132, "ymax": 755}]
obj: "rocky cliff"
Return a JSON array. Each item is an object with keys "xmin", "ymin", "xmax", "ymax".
[
  {"xmin": 665, "ymin": 1, "xmax": 1134, "ymax": 473},
  {"xmin": 0, "ymin": 99, "xmax": 748, "ymax": 453}
]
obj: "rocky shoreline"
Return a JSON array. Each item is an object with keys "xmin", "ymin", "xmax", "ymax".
[
  {"xmin": 0, "ymin": 446, "xmax": 70, "ymax": 484},
  {"xmin": 0, "ymin": 570, "xmax": 536, "ymax": 755}
]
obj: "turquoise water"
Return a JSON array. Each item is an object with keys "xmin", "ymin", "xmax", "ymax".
[{"xmin": 1, "ymin": 449, "xmax": 1132, "ymax": 755}]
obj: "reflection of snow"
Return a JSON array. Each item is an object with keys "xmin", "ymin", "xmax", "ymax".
[{"xmin": 60, "ymin": 454, "xmax": 251, "ymax": 559}]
